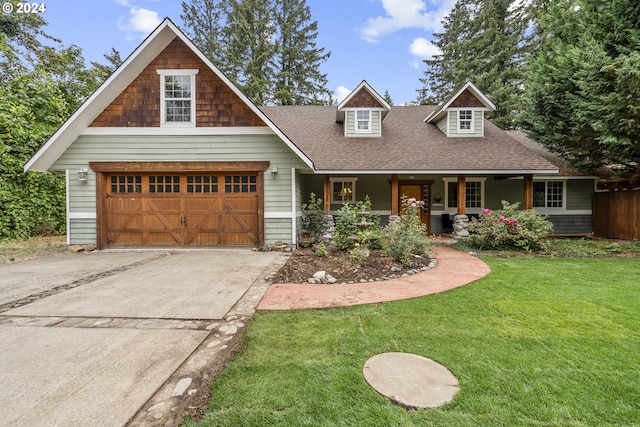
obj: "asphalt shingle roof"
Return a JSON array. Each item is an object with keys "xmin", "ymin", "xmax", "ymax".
[{"xmin": 260, "ymin": 105, "xmax": 558, "ymax": 173}]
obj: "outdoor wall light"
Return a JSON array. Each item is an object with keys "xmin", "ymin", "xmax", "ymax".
[
  {"xmin": 270, "ymin": 166, "xmax": 278, "ymax": 179},
  {"xmin": 77, "ymin": 167, "xmax": 88, "ymax": 181}
]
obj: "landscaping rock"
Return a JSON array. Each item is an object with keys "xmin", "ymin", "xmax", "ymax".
[{"xmin": 312, "ymin": 271, "xmax": 326, "ymax": 281}]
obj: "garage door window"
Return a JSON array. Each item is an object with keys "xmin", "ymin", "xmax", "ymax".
[
  {"xmin": 110, "ymin": 175, "xmax": 142, "ymax": 193},
  {"xmin": 149, "ymin": 175, "xmax": 181, "ymax": 193},
  {"xmin": 187, "ymin": 175, "xmax": 218, "ymax": 193},
  {"xmin": 225, "ymin": 175, "xmax": 257, "ymax": 193}
]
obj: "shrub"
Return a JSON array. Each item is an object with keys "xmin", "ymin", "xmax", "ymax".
[
  {"xmin": 383, "ymin": 197, "xmax": 432, "ymax": 265},
  {"xmin": 467, "ymin": 200, "xmax": 553, "ymax": 252},
  {"xmin": 301, "ymin": 193, "xmax": 327, "ymax": 243},
  {"xmin": 333, "ymin": 196, "xmax": 381, "ymax": 250}
]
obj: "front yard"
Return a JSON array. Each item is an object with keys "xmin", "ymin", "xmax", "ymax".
[{"xmin": 186, "ymin": 252, "xmax": 640, "ymax": 426}]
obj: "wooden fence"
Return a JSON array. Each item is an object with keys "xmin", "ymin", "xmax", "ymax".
[{"xmin": 593, "ymin": 190, "xmax": 640, "ymax": 240}]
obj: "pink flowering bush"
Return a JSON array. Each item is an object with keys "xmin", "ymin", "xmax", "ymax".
[
  {"xmin": 468, "ymin": 200, "xmax": 553, "ymax": 252},
  {"xmin": 383, "ymin": 196, "xmax": 432, "ymax": 265}
]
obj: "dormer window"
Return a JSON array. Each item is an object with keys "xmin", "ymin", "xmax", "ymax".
[
  {"xmin": 458, "ymin": 110, "xmax": 473, "ymax": 133},
  {"xmin": 356, "ymin": 110, "xmax": 371, "ymax": 133},
  {"xmin": 158, "ymin": 69, "xmax": 198, "ymax": 127}
]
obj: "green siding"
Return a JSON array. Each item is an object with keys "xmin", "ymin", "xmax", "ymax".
[
  {"xmin": 436, "ymin": 116, "xmax": 448, "ymax": 135},
  {"xmin": 53, "ymin": 133, "xmax": 310, "ymax": 245},
  {"xmin": 548, "ymin": 215, "xmax": 593, "ymax": 234},
  {"xmin": 448, "ymin": 110, "xmax": 484, "ymax": 137},
  {"xmin": 265, "ymin": 219, "xmax": 293, "ymax": 244},
  {"xmin": 566, "ymin": 180, "xmax": 594, "ymax": 210},
  {"xmin": 344, "ymin": 110, "xmax": 382, "ymax": 137},
  {"xmin": 68, "ymin": 218, "xmax": 97, "ymax": 245}
]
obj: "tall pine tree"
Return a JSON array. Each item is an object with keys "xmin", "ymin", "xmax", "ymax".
[
  {"xmin": 273, "ymin": 0, "xmax": 330, "ymax": 105},
  {"xmin": 224, "ymin": 0, "xmax": 276, "ymax": 105},
  {"xmin": 418, "ymin": 0, "xmax": 542, "ymax": 129},
  {"xmin": 181, "ymin": 0, "xmax": 331, "ymax": 105},
  {"xmin": 180, "ymin": 0, "xmax": 232, "ymax": 76}
]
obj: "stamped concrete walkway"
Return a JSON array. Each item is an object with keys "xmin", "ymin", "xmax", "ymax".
[{"xmin": 258, "ymin": 245, "xmax": 490, "ymax": 310}]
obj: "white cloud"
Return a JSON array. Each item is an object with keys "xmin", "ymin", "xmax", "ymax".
[
  {"xmin": 334, "ymin": 86, "xmax": 352, "ymax": 103},
  {"xmin": 117, "ymin": 8, "xmax": 162, "ymax": 37},
  {"xmin": 409, "ymin": 37, "xmax": 440, "ymax": 59},
  {"xmin": 359, "ymin": 0, "xmax": 456, "ymax": 43},
  {"xmin": 113, "ymin": 0, "xmax": 132, "ymax": 6}
]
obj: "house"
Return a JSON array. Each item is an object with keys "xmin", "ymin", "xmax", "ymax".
[{"xmin": 25, "ymin": 18, "xmax": 595, "ymax": 249}]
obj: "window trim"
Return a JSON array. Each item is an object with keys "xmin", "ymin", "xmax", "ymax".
[
  {"xmin": 330, "ymin": 177, "xmax": 358, "ymax": 204},
  {"xmin": 533, "ymin": 179, "xmax": 566, "ymax": 212},
  {"xmin": 443, "ymin": 177, "xmax": 486, "ymax": 213},
  {"xmin": 355, "ymin": 109, "xmax": 372, "ymax": 134},
  {"xmin": 157, "ymin": 69, "xmax": 199, "ymax": 127},
  {"xmin": 456, "ymin": 109, "xmax": 474, "ymax": 133}
]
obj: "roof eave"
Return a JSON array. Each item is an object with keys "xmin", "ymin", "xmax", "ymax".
[{"xmin": 313, "ymin": 169, "xmax": 560, "ymax": 175}]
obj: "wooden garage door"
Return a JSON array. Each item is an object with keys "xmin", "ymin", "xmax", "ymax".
[{"xmin": 105, "ymin": 173, "xmax": 260, "ymax": 247}]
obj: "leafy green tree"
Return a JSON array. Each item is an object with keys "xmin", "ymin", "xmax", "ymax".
[
  {"xmin": 419, "ymin": 0, "xmax": 543, "ymax": 129},
  {"xmin": 520, "ymin": 0, "xmax": 640, "ymax": 178},
  {"xmin": 272, "ymin": 0, "xmax": 330, "ymax": 105},
  {"xmin": 0, "ymin": 71, "xmax": 69, "ymax": 239},
  {"xmin": 0, "ymin": 11, "xmax": 114, "ymax": 239}
]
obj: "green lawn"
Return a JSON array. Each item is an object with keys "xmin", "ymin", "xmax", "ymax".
[{"xmin": 187, "ymin": 257, "xmax": 640, "ymax": 427}]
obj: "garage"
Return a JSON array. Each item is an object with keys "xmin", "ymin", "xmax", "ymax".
[{"xmin": 91, "ymin": 162, "xmax": 267, "ymax": 248}]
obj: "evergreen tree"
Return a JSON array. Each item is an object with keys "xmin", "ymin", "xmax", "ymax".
[
  {"xmin": 180, "ymin": 0, "xmax": 231, "ymax": 75},
  {"xmin": 223, "ymin": 0, "xmax": 276, "ymax": 105},
  {"xmin": 181, "ymin": 0, "xmax": 331, "ymax": 105},
  {"xmin": 272, "ymin": 0, "xmax": 330, "ymax": 105},
  {"xmin": 418, "ymin": 0, "xmax": 542, "ymax": 129},
  {"xmin": 90, "ymin": 47, "xmax": 123, "ymax": 81},
  {"xmin": 520, "ymin": 0, "xmax": 640, "ymax": 178},
  {"xmin": 383, "ymin": 90, "xmax": 393, "ymax": 106}
]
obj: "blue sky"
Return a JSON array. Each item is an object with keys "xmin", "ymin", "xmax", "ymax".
[{"xmin": 41, "ymin": 0, "xmax": 456, "ymax": 104}]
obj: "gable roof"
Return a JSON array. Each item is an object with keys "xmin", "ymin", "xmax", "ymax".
[
  {"xmin": 261, "ymin": 105, "xmax": 558, "ymax": 174},
  {"xmin": 25, "ymin": 18, "xmax": 314, "ymax": 172},
  {"xmin": 425, "ymin": 81, "xmax": 496, "ymax": 123},
  {"xmin": 336, "ymin": 80, "xmax": 391, "ymax": 123}
]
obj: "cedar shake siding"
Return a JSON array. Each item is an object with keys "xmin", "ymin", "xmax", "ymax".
[
  {"xmin": 342, "ymin": 88, "xmax": 385, "ymax": 109},
  {"xmin": 449, "ymin": 89, "xmax": 485, "ymax": 108},
  {"xmin": 90, "ymin": 38, "xmax": 264, "ymax": 128}
]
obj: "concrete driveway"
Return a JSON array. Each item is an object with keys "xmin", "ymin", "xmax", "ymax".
[{"xmin": 0, "ymin": 249, "xmax": 287, "ymax": 427}]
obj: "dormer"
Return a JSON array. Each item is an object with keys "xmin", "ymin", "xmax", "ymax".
[
  {"xmin": 424, "ymin": 81, "xmax": 496, "ymax": 137},
  {"xmin": 336, "ymin": 81, "xmax": 391, "ymax": 138}
]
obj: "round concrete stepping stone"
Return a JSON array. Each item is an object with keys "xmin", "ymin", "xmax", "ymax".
[{"xmin": 363, "ymin": 352, "xmax": 459, "ymax": 409}]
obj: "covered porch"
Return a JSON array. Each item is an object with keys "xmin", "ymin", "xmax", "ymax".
[{"xmin": 303, "ymin": 173, "xmax": 536, "ymax": 238}]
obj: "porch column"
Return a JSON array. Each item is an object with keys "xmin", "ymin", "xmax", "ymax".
[
  {"xmin": 457, "ymin": 175, "xmax": 466, "ymax": 216},
  {"xmin": 523, "ymin": 174, "xmax": 534, "ymax": 210},
  {"xmin": 454, "ymin": 174, "xmax": 470, "ymax": 239},
  {"xmin": 323, "ymin": 175, "xmax": 331, "ymax": 215},
  {"xmin": 391, "ymin": 174, "xmax": 399, "ymax": 215}
]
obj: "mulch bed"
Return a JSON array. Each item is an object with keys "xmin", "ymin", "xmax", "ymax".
[{"xmin": 272, "ymin": 247, "xmax": 436, "ymax": 284}]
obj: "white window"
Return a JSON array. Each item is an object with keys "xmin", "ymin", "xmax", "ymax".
[
  {"xmin": 330, "ymin": 178, "xmax": 357, "ymax": 204},
  {"xmin": 533, "ymin": 180, "xmax": 565, "ymax": 208},
  {"xmin": 157, "ymin": 69, "xmax": 198, "ymax": 127},
  {"xmin": 457, "ymin": 110, "xmax": 473, "ymax": 133},
  {"xmin": 355, "ymin": 110, "xmax": 371, "ymax": 133},
  {"xmin": 443, "ymin": 178, "xmax": 486, "ymax": 212}
]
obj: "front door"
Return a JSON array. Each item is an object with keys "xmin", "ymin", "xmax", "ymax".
[{"xmin": 399, "ymin": 183, "xmax": 431, "ymax": 234}]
